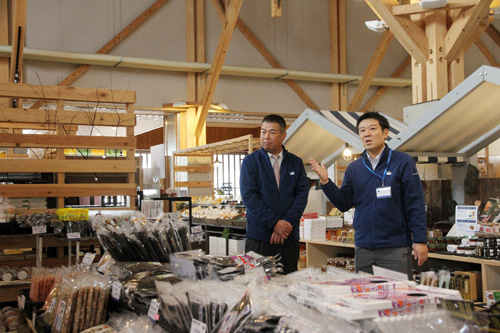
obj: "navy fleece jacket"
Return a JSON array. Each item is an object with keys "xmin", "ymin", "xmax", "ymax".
[
  {"xmin": 321, "ymin": 146, "xmax": 427, "ymax": 249},
  {"xmin": 240, "ymin": 147, "xmax": 309, "ymax": 242}
]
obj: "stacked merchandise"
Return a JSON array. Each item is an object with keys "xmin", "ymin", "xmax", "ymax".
[
  {"xmin": 30, "ymin": 267, "xmax": 64, "ymax": 303},
  {"xmin": 1, "ymin": 266, "xmax": 30, "ymax": 282},
  {"xmin": 10, "ymin": 197, "xmax": 48, "ymax": 210},
  {"xmin": 15, "ymin": 211, "xmax": 64, "ymax": 233},
  {"xmin": 93, "ymin": 212, "xmax": 191, "ymax": 262},
  {"xmin": 0, "ymin": 306, "xmax": 19, "ymax": 332},
  {"xmin": 287, "ymin": 268, "xmax": 462, "ymax": 322},
  {"xmin": 0, "ymin": 198, "xmax": 15, "ymax": 223},
  {"xmin": 38, "ymin": 267, "xmax": 111, "ymax": 333},
  {"xmin": 57, "ymin": 208, "xmax": 93, "ymax": 238}
]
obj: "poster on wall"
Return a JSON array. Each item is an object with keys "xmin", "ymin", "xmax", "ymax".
[{"xmin": 455, "ymin": 205, "xmax": 478, "ymax": 237}]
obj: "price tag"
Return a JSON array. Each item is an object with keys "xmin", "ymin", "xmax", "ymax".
[
  {"xmin": 18, "ymin": 294, "xmax": 26, "ymax": 310},
  {"xmin": 191, "ymin": 225, "xmax": 202, "ymax": 234},
  {"xmin": 67, "ymin": 232, "xmax": 81, "ymax": 240},
  {"xmin": 32, "ymin": 225, "xmax": 47, "ymax": 234},
  {"xmin": 147, "ymin": 299, "xmax": 160, "ymax": 322},
  {"xmin": 111, "ymin": 281, "xmax": 122, "ymax": 301},
  {"xmin": 82, "ymin": 252, "xmax": 96, "ymax": 266},
  {"xmin": 190, "ymin": 318, "xmax": 207, "ymax": 333}
]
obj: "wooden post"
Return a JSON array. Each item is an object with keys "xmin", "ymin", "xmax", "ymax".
[
  {"xmin": 425, "ymin": 10, "xmax": 447, "ymax": 101},
  {"xmin": 271, "ymin": 0, "xmax": 282, "ymax": 18},
  {"xmin": 0, "ymin": 0, "xmax": 8, "ymax": 105},
  {"xmin": 10, "ymin": 0, "xmax": 27, "ymax": 108},
  {"xmin": 330, "ymin": 0, "xmax": 347, "ymax": 111}
]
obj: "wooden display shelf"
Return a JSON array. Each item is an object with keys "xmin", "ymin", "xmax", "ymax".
[
  {"xmin": 301, "ymin": 239, "xmax": 500, "ymax": 303},
  {"xmin": 0, "ymin": 81, "xmax": 137, "ymax": 209}
]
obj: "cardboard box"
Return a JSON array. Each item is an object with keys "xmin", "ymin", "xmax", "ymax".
[
  {"xmin": 217, "ymin": 237, "xmax": 227, "ymax": 256},
  {"xmin": 209, "ymin": 236, "xmax": 218, "ymax": 255},
  {"xmin": 326, "ymin": 216, "xmax": 343, "ymax": 228},
  {"xmin": 485, "ymin": 290, "xmax": 500, "ymax": 306},
  {"xmin": 228, "ymin": 239, "xmax": 245, "ymax": 255}
]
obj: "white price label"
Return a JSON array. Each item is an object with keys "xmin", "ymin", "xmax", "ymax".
[
  {"xmin": 32, "ymin": 225, "xmax": 47, "ymax": 234},
  {"xmin": 190, "ymin": 318, "xmax": 207, "ymax": 333},
  {"xmin": 18, "ymin": 294, "xmax": 26, "ymax": 310},
  {"xmin": 191, "ymin": 225, "xmax": 203, "ymax": 234},
  {"xmin": 82, "ymin": 252, "xmax": 96, "ymax": 266},
  {"xmin": 111, "ymin": 281, "xmax": 122, "ymax": 301},
  {"xmin": 148, "ymin": 299, "xmax": 160, "ymax": 322},
  {"xmin": 67, "ymin": 232, "xmax": 81, "ymax": 240}
]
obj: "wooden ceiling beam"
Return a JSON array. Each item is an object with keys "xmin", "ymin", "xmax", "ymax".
[
  {"xmin": 361, "ymin": 56, "xmax": 411, "ymax": 112},
  {"xmin": 475, "ymin": 38, "xmax": 500, "ymax": 67},
  {"xmin": 444, "ymin": 0, "xmax": 492, "ymax": 61},
  {"xmin": 211, "ymin": 0, "xmax": 318, "ymax": 110},
  {"xmin": 485, "ymin": 24, "xmax": 500, "ymax": 48},
  {"xmin": 30, "ymin": 0, "xmax": 168, "ymax": 110},
  {"xmin": 348, "ymin": 30, "xmax": 394, "ymax": 111},
  {"xmin": 195, "ymin": 0, "xmax": 243, "ymax": 138},
  {"xmin": 365, "ymin": 0, "xmax": 428, "ymax": 64},
  {"xmin": 393, "ymin": 1, "xmax": 478, "ymax": 16}
]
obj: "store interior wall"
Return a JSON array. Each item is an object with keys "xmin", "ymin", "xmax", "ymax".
[{"xmin": 22, "ymin": 0, "xmax": 500, "ymax": 120}]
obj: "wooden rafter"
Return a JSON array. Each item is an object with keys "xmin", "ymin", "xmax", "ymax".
[
  {"xmin": 348, "ymin": 30, "xmax": 394, "ymax": 111},
  {"xmin": 361, "ymin": 56, "xmax": 411, "ymax": 112},
  {"xmin": 485, "ymin": 24, "xmax": 500, "ymax": 48},
  {"xmin": 30, "ymin": 0, "xmax": 168, "ymax": 109},
  {"xmin": 444, "ymin": 0, "xmax": 492, "ymax": 62},
  {"xmin": 211, "ymin": 0, "xmax": 319, "ymax": 110},
  {"xmin": 194, "ymin": 0, "xmax": 243, "ymax": 138},
  {"xmin": 365, "ymin": 0, "xmax": 428, "ymax": 64},
  {"xmin": 475, "ymin": 39, "xmax": 500, "ymax": 67}
]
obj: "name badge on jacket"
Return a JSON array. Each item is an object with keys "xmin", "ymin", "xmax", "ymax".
[{"xmin": 376, "ymin": 186, "xmax": 391, "ymax": 199}]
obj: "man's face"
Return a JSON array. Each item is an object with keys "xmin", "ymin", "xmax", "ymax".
[
  {"xmin": 358, "ymin": 118, "xmax": 389, "ymax": 153},
  {"xmin": 260, "ymin": 121, "xmax": 286, "ymax": 155}
]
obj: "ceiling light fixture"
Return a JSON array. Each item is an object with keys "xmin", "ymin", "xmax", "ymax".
[
  {"xmin": 419, "ymin": 0, "xmax": 446, "ymax": 9},
  {"xmin": 365, "ymin": 20, "xmax": 388, "ymax": 33},
  {"xmin": 343, "ymin": 143, "xmax": 352, "ymax": 161},
  {"xmin": 213, "ymin": 151, "xmax": 222, "ymax": 165}
]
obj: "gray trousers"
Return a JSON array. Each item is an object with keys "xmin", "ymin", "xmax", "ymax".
[{"xmin": 355, "ymin": 246, "xmax": 413, "ymax": 280}]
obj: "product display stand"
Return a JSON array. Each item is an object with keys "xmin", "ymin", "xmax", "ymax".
[
  {"xmin": 152, "ymin": 196, "xmax": 192, "ymax": 227},
  {"xmin": 36, "ymin": 235, "xmax": 43, "ymax": 269},
  {"xmin": 67, "ymin": 239, "xmax": 81, "ymax": 266},
  {"xmin": 301, "ymin": 239, "xmax": 500, "ymax": 302}
]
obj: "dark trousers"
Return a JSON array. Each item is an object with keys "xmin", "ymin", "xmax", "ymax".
[
  {"xmin": 355, "ymin": 246, "xmax": 413, "ymax": 280},
  {"xmin": 245, "ymin": 239, "xmax": 300, "ymax": 274}
]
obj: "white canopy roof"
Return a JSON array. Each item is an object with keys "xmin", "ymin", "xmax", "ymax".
[{"xmin": 285, "ymin": 65, "xmax": 500, "ymax": 167}]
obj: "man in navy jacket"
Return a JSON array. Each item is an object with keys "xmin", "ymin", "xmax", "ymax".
[
  {"xmin": 309, "ymin": 112, "xmax": 428, "ymax": 279},
  {"xmin": 240, "ymin": 114, "xmax": 309, "ymax": 274}
]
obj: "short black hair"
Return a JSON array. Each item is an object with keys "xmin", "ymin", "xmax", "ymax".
[
  {"xmin": 262, "ymin": 114, "xmax": 286, "ymax": 132},
  {"xmin": 356, "ymin": 111, "xmax": 390, "ymax": 133}
]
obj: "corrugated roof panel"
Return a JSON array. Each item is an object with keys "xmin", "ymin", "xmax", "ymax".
[
  {"xmin": 284, "ymin": 117, "xmax": 345, "ymax": 164},
  {"xmin": 392, "ymin": 66, "xmax": 500, "ymax": 156}
]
